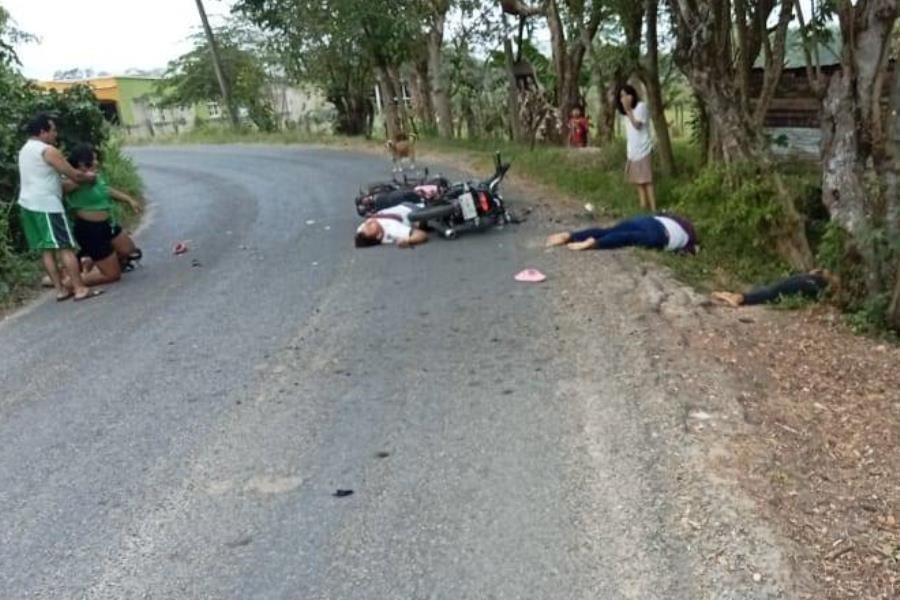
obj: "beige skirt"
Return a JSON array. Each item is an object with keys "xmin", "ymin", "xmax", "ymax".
[{"xmin": 625, "ymin": 154, "xmax": 653, "ymax": 185}]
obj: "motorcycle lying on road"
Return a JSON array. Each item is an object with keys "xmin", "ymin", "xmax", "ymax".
[
  {"xmin": 407, "ymin": 152, "xmax": 512, "ymax": 240},
  {"xmin": 355, "ymin": 170, "xmax": 449, "ymax": 217}
]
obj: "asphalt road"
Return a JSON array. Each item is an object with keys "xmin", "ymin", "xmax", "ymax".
[{"xmin": 0, "ymin": 146, "xmax": 713, "ymax": 599}]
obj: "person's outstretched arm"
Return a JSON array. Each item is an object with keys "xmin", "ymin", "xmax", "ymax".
[
  {"xmin": 398, "ymin": 229, "xmax": 428, "ymax": 248},
  {"xmin": 109, "ymin": 187, "xmax": 143, "ymax": 213},
  {"xmin": 43, "ymin": 146, "xmax": 94, "ymax": 183}
]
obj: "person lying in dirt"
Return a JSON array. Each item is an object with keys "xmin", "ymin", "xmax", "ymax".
[
  {"xmin": 711, "ymin": 269, "xmax": 838, "ymax": 307},
  {"xmin": 546, "ymin": 213, "xmax": 698, "ymax": 254},
  {"xmin": 62, "ymin": 143, "xmax": 143, "ymax": 285},
  {"xmin": 355, "ymin": 203, "xmax": 428, "ymax": 248}
]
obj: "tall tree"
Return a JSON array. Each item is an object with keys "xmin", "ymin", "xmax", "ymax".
[
  {"xmin": 818, "ymin": 0, "xmax": 898, "ymax": 323},
  {"xmin": 157, "ymin": 27, "xmax": 277, "ymax": 131},
  {"xmin": 667, "ymin": 0, "xmax": 813, "ymax": 270},
  {"xmin": 425, "ymin": 0, "xmax": 455, "ymax": 138},
  {"xmin": 235, "ymin": 0, "xmax": 420, "ymax": 136},
  {"xmin": 642, "ymin": 0, "xmax": 675, "ymax": 174},
  {"xmin": 502, "ymin": 0, "xmax": 606, "ymax": 142},
  {"xmin": 194, "ymin": 0, "xmax": 240, "ymax": 128}
]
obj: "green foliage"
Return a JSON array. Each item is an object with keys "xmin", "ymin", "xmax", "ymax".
[
  {"xmin": 235, "ymin": 0, "xmax": 427, "ymax": 135},
  {"xmin": 30, "ymin": 85, "xmax": 110, "ymax": 150},
  {"xmin": 846, "ymin": 293, "xmax": 893, "ymax": 336},
  {"xmin": 157, "ymin": 26, "xmax": 277, "ymax": 132}
]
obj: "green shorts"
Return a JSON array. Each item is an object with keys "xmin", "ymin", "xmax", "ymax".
[{"xmin": 19, "ymin": 207, "xmax": 77, "ymax": 251}]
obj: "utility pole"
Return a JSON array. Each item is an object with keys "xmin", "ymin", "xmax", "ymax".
[{"xmin": 194, "ymin": 0, "xmax": 239, "ymax": 128}]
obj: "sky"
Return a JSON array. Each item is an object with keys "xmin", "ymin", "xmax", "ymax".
[
  {"xmin": 5, "ymin": 0, "xmax": 820, "ymax": 81},
  {"xmin": 4, "ymin": 0, "xmax": 235, "ymax": 80}
]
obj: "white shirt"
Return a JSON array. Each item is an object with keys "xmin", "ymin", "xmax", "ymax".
[
  {"xmin": 357, "ymin": 204, "xmax": 414, "ymax": 245},
  {"xmin": 654, "ymin": 216, "xmax": 689, "ymax": 251},
  {"xmin": 625, "ymin": 102, "xmax": 653, "ymax": 162},
  {"xmin": 17, "ymin": 139, "xmax": 64, "ymax": 213}
]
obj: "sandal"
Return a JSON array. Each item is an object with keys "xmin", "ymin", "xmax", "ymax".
[
  {"xmin": 56, "ymin": 291, "xmax": 74, "ymax": 302},
  {"xmin": 73, "ymin": 289, "xmax": 104, "ymax": 302},
  {"xmin": 122, "ymin": 248, "xmax": 143, "ymax": 272}
]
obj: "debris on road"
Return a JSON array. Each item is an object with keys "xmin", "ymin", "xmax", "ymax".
[
  {"xmin": 333, "ymin": 489, "xmax": 354, "ymax": 498},
  {"xmin": 172, "ymin": 241, "xmax": 190, "ymax": 255},
  {"xmin": 514, "ymin": 268, "xmax": 546, "ymax": 283}
]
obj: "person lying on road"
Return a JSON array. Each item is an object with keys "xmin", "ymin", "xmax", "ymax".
[
  {"xmin": 546, "ymin": 213, "xmax": 698, "ymax": 254},
  {"xmin": 355, "ymin": 203, "xmax": 428, "ymax": 248},
  {"xmin": 62, "ymin": 143, "xmax": 143, "ymax": 286},
  {"xmin": 711, "ymin": 270, "xmax": 838, "ymax": 307}
]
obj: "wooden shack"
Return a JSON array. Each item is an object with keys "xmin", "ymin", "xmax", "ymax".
[{"xmin": 749, "ymin": 60, "xmax": 893, "ymax": 156}]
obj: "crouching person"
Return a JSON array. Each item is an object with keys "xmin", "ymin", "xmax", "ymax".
[
  {"xmin": 355, "ymin": 203, "xmax": 428, "ymax": 248},
  {"xmin": 65, "ymin": 143, "xmax": 143, "ymax": 285},
  {"xmin": 546, "ymin": 213, "xmax": 698, "ymax": 255}
]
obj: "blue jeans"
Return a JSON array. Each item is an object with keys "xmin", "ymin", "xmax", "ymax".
[{"xmin": 569, "ymin": 216, "xmax": 667, "ymax": 250}]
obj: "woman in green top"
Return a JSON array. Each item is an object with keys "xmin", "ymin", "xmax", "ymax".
[{"xmin": 65, "ymin": 143, "xmax": 142, "ymax": 285}]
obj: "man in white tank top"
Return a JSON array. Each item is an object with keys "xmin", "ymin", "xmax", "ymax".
[{"xmin": 17, "ymin": 113, "xmax": 102, "ymax": 301}]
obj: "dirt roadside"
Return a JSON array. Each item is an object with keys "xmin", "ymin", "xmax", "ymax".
[{"xmin": 413, "ymin": 146, "xmax": 899, "ymax": 599}]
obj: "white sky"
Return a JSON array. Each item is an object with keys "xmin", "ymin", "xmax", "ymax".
[
  {"xmin": 5, "ymin": 0, "xmax": 820, "ymax": 81},
  {"xmin": 4, "ymin": 0, "xmax": 235, "ymax": 80}
]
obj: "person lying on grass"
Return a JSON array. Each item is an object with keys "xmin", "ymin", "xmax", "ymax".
[
  {"xmin": 546, "ymin": 213, "xmax": 698, "ymax": 254},
  {"xmin": 355, "ymin": 203, "xmax": 428, "ymax": 248},
  {"xmin": 711, "ymin": 270, "xmax": 838, "ymax": 307},
  {"xmin": 62, "ymin": 143, "xmax": 143, "ymax": 285}
]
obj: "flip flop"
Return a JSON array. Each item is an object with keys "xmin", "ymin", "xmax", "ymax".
[
  {"xmin": 56, "ymin": 291, "xmax": 74, "ymax": 302},
  {"xmin": 73, "ymin": 289, "xmax": 105, "ymax": 302},
  {"xmin": 514, "ymin": 268, "xmax": 547, "ymax": 283}
]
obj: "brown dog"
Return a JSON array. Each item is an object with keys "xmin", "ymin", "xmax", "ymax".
[{"xmin": 386, "ymin": 132, "xmax": 417, "ymax": 174}]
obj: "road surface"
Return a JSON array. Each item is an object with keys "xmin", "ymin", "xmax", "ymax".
[{"xmin": 0, "ymin": 146, "xmax": 781, "ymax": 599}]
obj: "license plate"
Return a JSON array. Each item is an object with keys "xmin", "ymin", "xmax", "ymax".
[{"xmin": 459, "ymin": 193, "xmax": 478, "ymax": 220}]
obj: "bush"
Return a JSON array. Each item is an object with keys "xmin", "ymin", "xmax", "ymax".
[{"xmin": 667, "ymin": 162, "xmax": 789, "ymax": 286}]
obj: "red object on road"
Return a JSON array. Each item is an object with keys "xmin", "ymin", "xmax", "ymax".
[{"xmin": 172, "ymin": 241, "xmax": 190, "ymax": 255}]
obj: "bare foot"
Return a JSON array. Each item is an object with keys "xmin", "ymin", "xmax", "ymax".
[
  {"xmin": 545, "ymin": 232, "xmax": 571, "ymax": 247},
  {"xmin": 567, "ymin": 238, "xmax": 597, "ymax": 251},
  {"xmin": 711, "ymin": 292, "xmax": 744, "ymax": 307}
]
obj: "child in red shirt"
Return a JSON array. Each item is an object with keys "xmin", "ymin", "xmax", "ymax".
[{"xmin": 568, "ymin": 107, "xmax": 589, "ymax": 148}]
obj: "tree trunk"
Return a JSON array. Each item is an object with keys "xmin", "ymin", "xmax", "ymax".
[
  {"xmin": 753, "ymin": 0, "xmax": 793, "ymax": 127},
  {"xmin": 591, "ymin": 68, "xmax": 615, "ymax": 144},
  {"xmin": 545, "ymin": 0, "xmax": 569, "ymax": 142},
  {"xmin": 502, "ymin": 15, "xmax": 523, "ymax": 142},
  {"xmin": 643, "ymin": 0, "xmax": 676, "ymax": 175},
  {"xmin": 821, "ymin": 1, "xmax": 897, "ymax": 297},
  {"xmin": 673, "ymin": 26, "xmax": 814, "ymax": 269},
  {"xmin": 410, "ymin": 59, "xmax": 435, "ymax": 129},
  {"xmin": 427, "ymin": 7, "xmax": 453, "ymax": 139},
  {"xmin": 330, "ymin": 90, "xmax": 370, "ymax": 136},
  {"xmin": 376, "ymin": 67, "xmax": 402, "ymax": 140},
  {"xmin": 694, "ymin": 93, "xmax": 711, "ymax": 166}
]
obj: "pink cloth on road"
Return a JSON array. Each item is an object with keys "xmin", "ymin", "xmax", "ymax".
[{"xmin": 514, "ymin": 268, "xmax": 546, "ymax": 283}]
